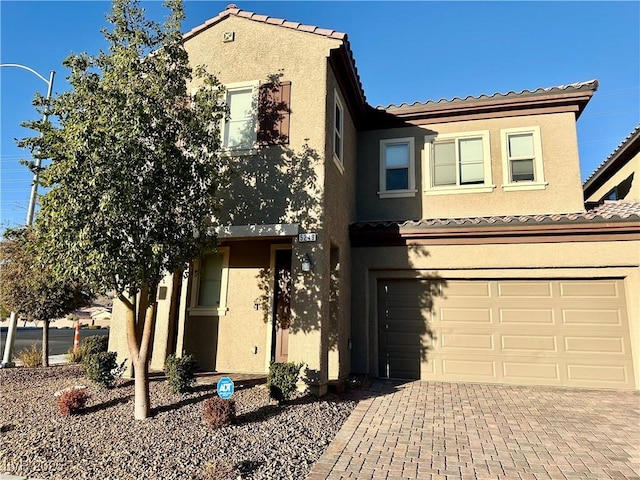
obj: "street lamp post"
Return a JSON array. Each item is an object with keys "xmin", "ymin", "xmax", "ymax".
[{"xmin": 0, "ymin": 63, "xmax": 55, "ymax": 368}]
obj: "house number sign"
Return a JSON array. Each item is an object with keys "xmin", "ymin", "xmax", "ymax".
[{"xmin": 298, "ymin": 233, "xmax": 317, "ymax": 242}]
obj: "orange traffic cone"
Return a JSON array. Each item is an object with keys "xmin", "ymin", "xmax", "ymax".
[{"xmin": 73, "ymin": 321, "xmax": 81, "ymax": 352}]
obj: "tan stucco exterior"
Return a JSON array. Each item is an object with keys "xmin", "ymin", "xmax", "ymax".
[{"xmin": 357, "ymin": 112, "xmax": 586, "ymax": 221}]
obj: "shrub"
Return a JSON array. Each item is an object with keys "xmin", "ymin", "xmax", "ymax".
[
  {"xmin": 196, "ymin": 460, "xmax": 234, "ymax": 480},
  {"xmin": 267, "ymin": 361, "xmax": 304, "ymax": 402},
  {"xmin": 165, "ymin": 354, "xmax": 197, "ymax": 394},
  {"xmin": 203, "ymin": 397, "xmax": 236, "ymax": 429},
  {"xmin": 82, "ymin": 335, "xmax": 109, "ymax": 355},
  {"xmin": 57, "ymin": 388, "xmax": 90, "ymax": 416},
  {"xmin": 67, "ymin": 335, "xmax": 109, "ymax": 364},
  {"xmin": 65, "ymin": 347, "xmax": 84, "ymax": 364},
  {"xmin": 82, "ymin": 351, "xmax": 125, "ymax": 388},
  {"xmin": 16, "ymin": 344, "xmax": 42, "ymax": 368}
]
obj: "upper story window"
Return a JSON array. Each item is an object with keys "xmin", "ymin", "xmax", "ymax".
[
  {"xmin": 190, "ymin": 247, "xmax": 230, "ymax": 316},
  {"xmin": 333, "ymin": 91, "xmax": 344, "ymax": 173},
  {"xmin": 379, "ymin": 137, "xmax": 416, "ymax": 198},
  {"xmin": 223, "ymin": 81, "xmax": 258, "ymax": 150},
  {"xmin": 424, "ymin": 131, "xmax": 494, "ymax": 195},
  {"xmin": 223, "ymin": 80, "xmax": 292, "ymax": 151},
  {"xmin": 501, "ymin": 126, "xmax": 547, "ymax": 191}
]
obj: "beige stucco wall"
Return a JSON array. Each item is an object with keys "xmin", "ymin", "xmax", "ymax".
[
  {"xmin": 351, "ymin": 239, "xmax": 640, "ymax": 389},
  {"xmin": 181, "ymin": 240, "xmax": 272, "ymax": 372},
  {"xmin": 357, "ymin": 112, "xmax": 585, "ymax": 221},
  {"xmin": 185, "ymin": 16, "xmax": 341, "ymax": 230},
  {"xmin": 585, "ymin": 150, "xmax": 640, "ymax": 203},
  {"xmin": 317, "ymin": 66, "xmax": 358, "ymax": 382}
]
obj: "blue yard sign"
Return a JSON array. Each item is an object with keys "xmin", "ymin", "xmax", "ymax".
[{"xmin": 216, "ymin": 376, "xmax": 234, "ymax": 399}]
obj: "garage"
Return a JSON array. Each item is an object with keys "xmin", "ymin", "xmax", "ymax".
[{"xmin": 377, "ymin": 278, "xmax": 635, "ymax": 389}]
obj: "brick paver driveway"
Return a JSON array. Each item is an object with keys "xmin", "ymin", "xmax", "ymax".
[{"xmin": 308, "ymin": 380, "xmax": 640, "ymax": 480}]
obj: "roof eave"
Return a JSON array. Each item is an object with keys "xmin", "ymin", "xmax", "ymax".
[{"xmin": 369, "ymin": 88, "xmax": 596, "ymax": 128}]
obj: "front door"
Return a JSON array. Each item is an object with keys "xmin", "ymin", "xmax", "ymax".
[{"xmin": 272, "ymin": 249, "xmax": 292, "ymax": 363}]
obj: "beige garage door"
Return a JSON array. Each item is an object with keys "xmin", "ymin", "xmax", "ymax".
[{"xmin": 378, "ymin": 278, "xmax": 635, "ymax": 389}]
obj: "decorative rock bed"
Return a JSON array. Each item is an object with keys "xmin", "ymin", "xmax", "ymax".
[{"xmin": 0, "ymin": 365, "xmax": 359, "ymax": 479}]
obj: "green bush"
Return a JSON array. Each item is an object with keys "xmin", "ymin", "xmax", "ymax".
[
  {"xmin": 82, "ymin": 335, "xmax": 109, "ymax": 355},
  {"xmin": 65, "ymin": 335, "xmax": 108, "ymax": 364},
  {"xmin": 17, "ymin": 344, "xmax": 42, "ymax": 368},
  {"xmin": 164, "ymin": 354, "xmax": 197, "ymax": 393},
  {"xmin": 203, "ymin": 397, "xmax": 236, "ymax": 429},
  {"xmin": 57, "ymin": 388, "xmax": 90, "ymax": 416},
  {"xmin": 267, "ymin": 361, "xmax": 304, "ymax": 402},
  {"xmin": 82, "ymin": 351, "xmax": 125, "ymax": 388}
]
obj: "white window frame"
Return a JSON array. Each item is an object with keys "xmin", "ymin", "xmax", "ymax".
[
  {"xmin": 333, "ymin": 90, "xmax": 345, "ymax": 174},
  {"xmin": 378, "ymin": 137, "xmax": 417, "ymax": 198},
  {"xmin": 423, "ymin": 131, "xmax": 494, "ymax": 195},
  {"xmin": 500, "ymin": 126, "xmax": 547, "ymax": 191},
  {"xmin": 221, "ymin": 80, "xmax": 259, "ymax": 154},
  {"xmin": 189, "ymin": 246, "xmax": 230, "ymax": 316}
]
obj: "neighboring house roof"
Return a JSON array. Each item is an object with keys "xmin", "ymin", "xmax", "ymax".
[
  {"xmin": 183, "ymin": 4, "xmax": 367, "ymax": 109},
  {"xmin": 583, "ymin": 124, "xmax": 640, "ymax": 197}
]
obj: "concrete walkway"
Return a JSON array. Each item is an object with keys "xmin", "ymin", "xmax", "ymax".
[{"xmin": 307, "ymin": 380, "xmax": 640, "ymax": 480}]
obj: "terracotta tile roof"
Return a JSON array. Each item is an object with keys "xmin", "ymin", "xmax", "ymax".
[
  {"xmin": 184, "ymin": 5, "xmax": 347, "ymax": 41},
  {"xmin": 352, "ymin": 201, "xmax": 640, "ymax": 230},
  {"xmin": 182, "ymin": 5, "xmax": 365, "ymax": 104},
  {"xmin": 583, "ymin": 124, "xmax": 640, "ymax": 186},
  {"xmin": 378, "ymin": 79, "xmax": 599, "ymax": 111}
]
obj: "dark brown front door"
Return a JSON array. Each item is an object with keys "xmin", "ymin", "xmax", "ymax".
[{"xmin": 272, "ymin": 249, "xmax": 292, "ymax": 363}]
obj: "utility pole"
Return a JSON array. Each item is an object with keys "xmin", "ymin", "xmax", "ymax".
[{"xmin": 1, "ymin": 64, "xmax": 55, "ymax": 368}]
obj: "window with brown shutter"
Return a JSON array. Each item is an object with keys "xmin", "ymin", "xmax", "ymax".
[{"xmin": 257, "ymin": 81, "xmax": 291, "ymax": 145}]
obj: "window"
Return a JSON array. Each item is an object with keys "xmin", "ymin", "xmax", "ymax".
[
  {"xmin": 424, "ymin": 131, "xmax": 493, "ymax": 194},
  {"xmin": 190, "ymin": 247, "xmax": 230, "ymax": 316},
  {"xmin": 379, "ymin": 137, "xmax": 416, "ymax": 198},
  {"xmin": 222, "ymin": 81, "xmax": 258, "ymax": 150},
  {"xmin": 333, "ymin": 91, "xmax": 344, "ymax": 172},
  {"xmin": 501, "ymin": 126, "xmax": 546, "ymax": 191}
]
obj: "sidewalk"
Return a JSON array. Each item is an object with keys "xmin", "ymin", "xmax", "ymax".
[{"xmin": 11, "ymin": 354, "xmax": 68, "ymax": 367}]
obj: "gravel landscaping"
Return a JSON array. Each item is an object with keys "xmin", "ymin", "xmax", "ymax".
[{"xmin": 0, "ymin": 365, "xmax": 361, "ymax": 479}]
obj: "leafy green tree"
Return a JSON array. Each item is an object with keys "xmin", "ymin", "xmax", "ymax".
[
  {"xmin": 19, "ymin": 0, "xmax": 228, "ymax": 419},
  {"xmin": 0, "ymin": 228, "xmax": 90, "ymax": 367}
]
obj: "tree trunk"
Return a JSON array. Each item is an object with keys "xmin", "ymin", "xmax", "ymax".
[
  {"xmin": 41, "ymin": 320, "xmax": 50, "ymax": 367},
  {"xmin": 120, "ymin": 284, "xmax": 158, "ymax": 420},
  {"xmin": 134, "ymin": 356, "xmax": 150, "ymax": 419}
]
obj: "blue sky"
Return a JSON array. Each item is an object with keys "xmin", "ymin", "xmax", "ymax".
[{"xmin": 1, "ymin": 1, "xmax": 639, "ymax": 232}]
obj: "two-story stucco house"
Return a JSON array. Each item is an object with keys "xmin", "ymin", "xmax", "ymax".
[{"xmin": 109, "ymin": 5, "xmax": 640, "ymax": 393}]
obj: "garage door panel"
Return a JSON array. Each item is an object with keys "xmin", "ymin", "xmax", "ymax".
[
  {"xmin": 442, "ymin": 359, "xmax": 496, "ymax": 377},
  {"xmin": 499, "ymin": 308, "xmax": 555, "ymax": 325},
  {"xmin": 444, "ymin": 281, "xmax": 490, "ymax": 298},
  {"xmin": 378, "ymin": 278, "xmax": 635, "ymax": 389},
  {"xmin": 501, "ymin": 335, "xmax": 557, "ymax": 352},
  {"xmin": 562, "ymin": 309, "xmax": 622, "ymax": 326},
  {"xmin": 564, "ymin": 336, "xmax": 626, "ymax": 354},
  {"xmin": 497, "ymin": 281, "xmax": 552, "ymax": 298},
  {"xmin": 440, "ymin": 333, "xmax": 494, "ymax": 350},
  {"xmin": 567, "ymin": 364, "xmax": 630, "ymax": 385},
  {"xmin": 440, "ymin": 308, "xmax": 492, "ymax": 323},
  {"xmin": 560, "ymin": 280, "xmax": 619, "ymax": 298},
  {"xmin": 503, "ymin": 361, "xmax": 560, "ymax": 381}
]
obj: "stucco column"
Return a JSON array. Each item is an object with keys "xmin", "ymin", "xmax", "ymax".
[{"xmin": 287, "ymin": 238, "xmax": 330, "ymax": 395}]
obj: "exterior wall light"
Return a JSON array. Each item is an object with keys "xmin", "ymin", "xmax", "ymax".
[{"xmin": 301, "ymin": 253, "xmax": 313, "ymax": 272}]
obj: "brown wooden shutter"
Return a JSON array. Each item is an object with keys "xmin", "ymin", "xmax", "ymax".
[{"xmin": 257, "ymin": 81, "xmax": 291, "ymax": 145}]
